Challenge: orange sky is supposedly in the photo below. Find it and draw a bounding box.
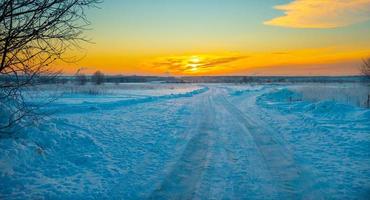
[58,0,370,76]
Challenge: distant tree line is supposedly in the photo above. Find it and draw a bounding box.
[2,74,368,86]
[73,72,181,85]
[76,70,105,85]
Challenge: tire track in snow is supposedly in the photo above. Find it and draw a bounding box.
[217,90,322,199]
[150,87,322,199]
[149,93,216,200]
[194,90,278,199]
[150,88,276,199]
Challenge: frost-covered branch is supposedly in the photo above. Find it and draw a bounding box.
[0,0,101,134]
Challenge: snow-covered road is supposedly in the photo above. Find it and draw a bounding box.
[151,88,320,199]
[1,84,369,199]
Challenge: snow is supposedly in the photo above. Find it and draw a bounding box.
[289,83,370,108]
[0,83,369,199]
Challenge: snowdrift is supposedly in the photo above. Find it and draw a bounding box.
[257,88,370,120]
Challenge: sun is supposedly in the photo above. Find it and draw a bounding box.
[189,56,201,64]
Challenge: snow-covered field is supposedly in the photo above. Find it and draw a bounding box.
[0,83,369,199]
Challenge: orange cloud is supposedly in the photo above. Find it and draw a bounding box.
[264,0,370,28]
[152,55,246,75]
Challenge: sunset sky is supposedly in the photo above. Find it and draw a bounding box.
[63,0,370,76]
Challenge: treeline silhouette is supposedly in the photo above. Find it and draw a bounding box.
[1,75,368,85]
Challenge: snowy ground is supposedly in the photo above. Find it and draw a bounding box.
[0,83,369,199]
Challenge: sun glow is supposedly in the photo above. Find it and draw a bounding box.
[189,56,201,64]
[189,64,199,71]
[187,56,202,72]
[151,54,246,75]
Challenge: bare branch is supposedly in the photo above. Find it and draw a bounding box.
[0,0,101,134]
[361,58,370,78]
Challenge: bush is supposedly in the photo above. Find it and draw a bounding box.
[91,71,105,85]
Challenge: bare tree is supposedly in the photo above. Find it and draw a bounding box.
[360,58,370,108]
[91,70,104,85]
[75,67,87,85]
[361,58,370,77]
[0,0,100,134]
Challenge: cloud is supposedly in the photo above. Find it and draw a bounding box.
[152,55,246,74]
[264,0,370,28]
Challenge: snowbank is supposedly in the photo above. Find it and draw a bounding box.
[290,83,370,108]
[38,86,208,115]
[228,85,267,96]
[257,88,369,120]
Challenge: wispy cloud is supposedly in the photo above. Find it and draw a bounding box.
[152,55,246,74]
[264,0,370,28]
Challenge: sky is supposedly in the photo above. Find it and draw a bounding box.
[62,0,370,76]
